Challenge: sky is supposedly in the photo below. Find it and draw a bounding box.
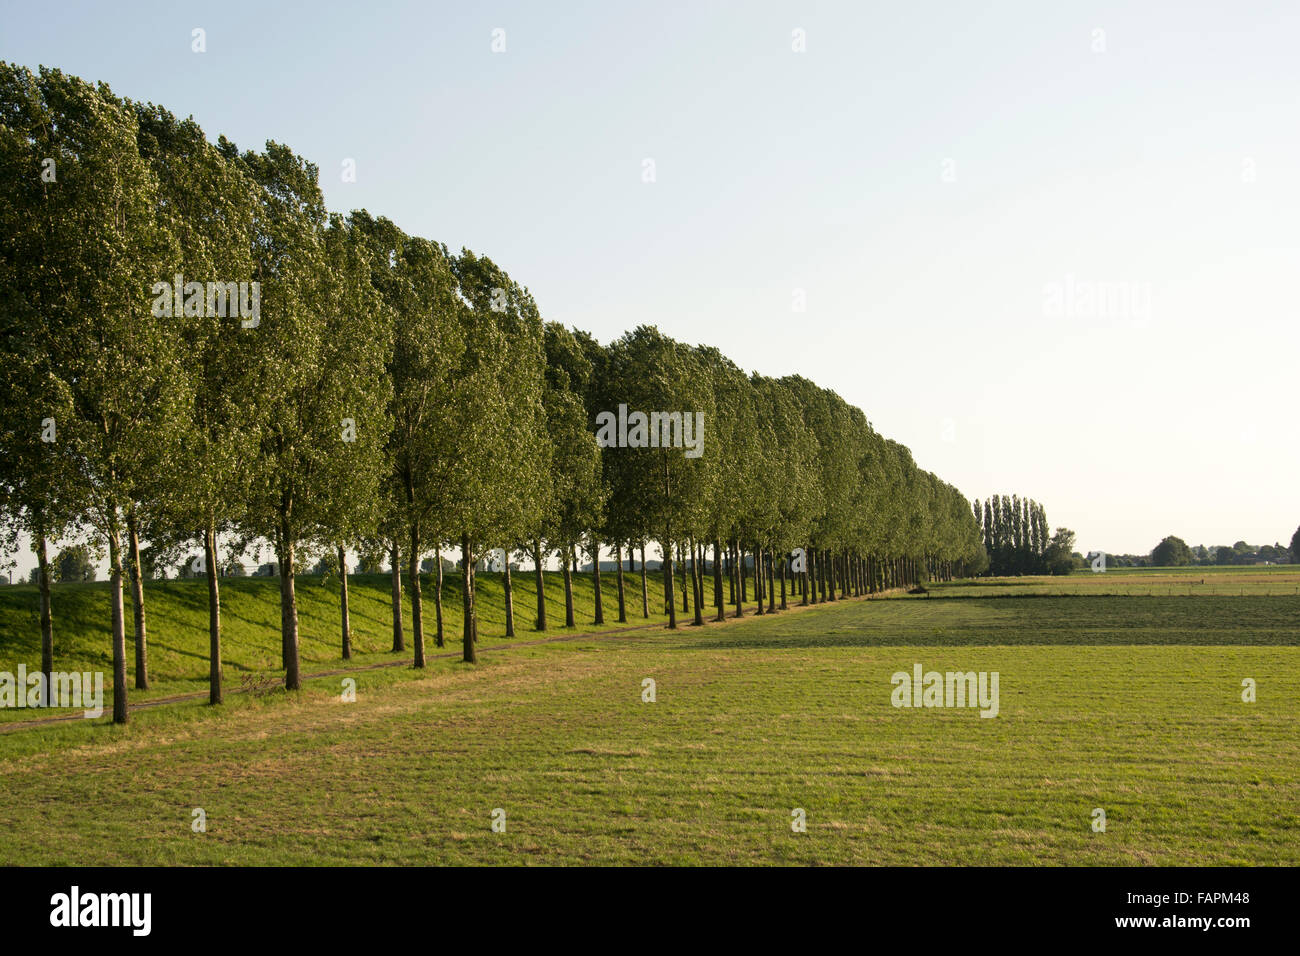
[2,0,1298,577]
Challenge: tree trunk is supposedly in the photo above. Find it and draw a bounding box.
[562,545,575,627]
[461,535,477,663]
[779,550,788,610]
[503,550,515,638]
[679,541,689,613]
[691,538,704,626]
[713,540,725,622]
[799,547,808,604]
[663,535,677,629]
[390,540,404,652]
[591,541,604,625]
[126,508,148,689]
[615,543,627,623]
[532,540,546,630]
[733,540,744,618]
[639,544,649,618]
[108,517,128,724]
[35,525,53,706]
[434,548,445,647]
[409,528,425,668]
[338,544,351,659]
[280,528,301,691]
[755,546,765,615]
[768,547,777,613]
[727,543,735,605]
[474,562,481,645]
[206,523,222,704]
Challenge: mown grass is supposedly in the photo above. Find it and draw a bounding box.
[953,564,1300,597]
[0,566,1296,865]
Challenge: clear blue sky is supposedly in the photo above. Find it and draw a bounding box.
[3,0,1298,572]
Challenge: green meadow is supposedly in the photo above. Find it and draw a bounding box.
[0,565,1296,865]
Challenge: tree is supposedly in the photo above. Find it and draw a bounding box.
[600,327,711,629]
[136,108,262,702]
[352,212,461,665]
[540,323,603,629]
[447,250,550,661]
[237,144,390,691]
[1151,535,1192,567]
[1291,526,1300,564]
[53,544,96,582]
[750,374,818,613]
[3,69,187,723]
[1044,528,1077,575]
[0,64,99,701]
[693,351,759,620]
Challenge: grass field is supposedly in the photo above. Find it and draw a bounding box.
[1,565,1297,865]
[0,569,671,717]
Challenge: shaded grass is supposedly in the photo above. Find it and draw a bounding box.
[0,569,673,716]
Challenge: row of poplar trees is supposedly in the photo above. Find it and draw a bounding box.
[0,65,986,724]
[973,495,1050,575]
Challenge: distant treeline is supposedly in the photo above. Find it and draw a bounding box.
[1131,535,1299,568]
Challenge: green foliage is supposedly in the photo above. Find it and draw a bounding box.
[974,494,1049,574]
[1151,535,1192,567]
[1044,528,1077,575]
[52,544,96,582]
[542,322,604,551]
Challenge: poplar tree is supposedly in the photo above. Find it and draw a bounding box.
[237,144,390,689]
[448,251,549,660]
[352,213,462,665]
[131,111,262,703]
[540,323,605,628]
[0,64,90,698]
[4,69,185,722]
[603,328,712,627]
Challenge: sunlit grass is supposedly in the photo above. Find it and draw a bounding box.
[1,567,1296,865]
